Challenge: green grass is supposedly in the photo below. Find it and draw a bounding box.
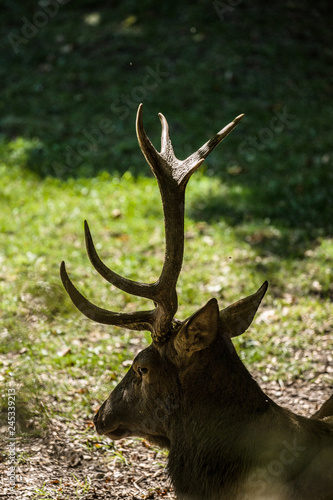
[0,0,332,436]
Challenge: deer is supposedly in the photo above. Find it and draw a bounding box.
[60,104,333,500]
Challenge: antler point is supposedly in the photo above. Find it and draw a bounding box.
[136,103,143,125]
[234,114,245,123]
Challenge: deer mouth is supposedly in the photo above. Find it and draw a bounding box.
[104,426,131,440]
[94,414,130,438]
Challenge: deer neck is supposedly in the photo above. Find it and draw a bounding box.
[177,335,270,415]
[167,341,284,498]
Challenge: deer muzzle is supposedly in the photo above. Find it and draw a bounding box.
[94,405,131,439]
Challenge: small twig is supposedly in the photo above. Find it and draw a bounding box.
[133,481,143,492]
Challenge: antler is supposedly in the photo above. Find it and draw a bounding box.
[60,104,244,341]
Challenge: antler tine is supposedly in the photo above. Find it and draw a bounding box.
[180,113,244,185]
[136,103,164,177]
[158,111,176,158]
[60,261,155,332]
[195,114,244,161]
[84,220,156,299]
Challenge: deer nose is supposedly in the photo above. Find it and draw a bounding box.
[93,410,99,425]
[93,400,107,432]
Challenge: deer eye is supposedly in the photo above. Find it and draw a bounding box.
[138,367,149,376]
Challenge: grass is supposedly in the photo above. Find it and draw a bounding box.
[0,0,332,438]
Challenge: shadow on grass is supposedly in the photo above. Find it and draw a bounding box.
[189,165,332,259]
[0,391,48,440]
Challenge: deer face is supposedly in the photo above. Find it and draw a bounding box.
[93,295,266,448]
[93,299,220,446]
[94,343,180,448]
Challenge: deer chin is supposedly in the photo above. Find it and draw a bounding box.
[103,426,170,449]
[103,426,131,440]
[144,434,171,449]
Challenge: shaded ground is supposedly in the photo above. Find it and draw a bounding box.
[1,376,332,500]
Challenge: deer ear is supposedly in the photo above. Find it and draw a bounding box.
[219,281,268,338]
[174,298,219,357]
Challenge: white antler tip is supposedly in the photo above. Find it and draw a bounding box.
[158,112,167,124]
[234,114,245,123]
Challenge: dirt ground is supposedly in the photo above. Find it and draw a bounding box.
[1,375,332,500]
